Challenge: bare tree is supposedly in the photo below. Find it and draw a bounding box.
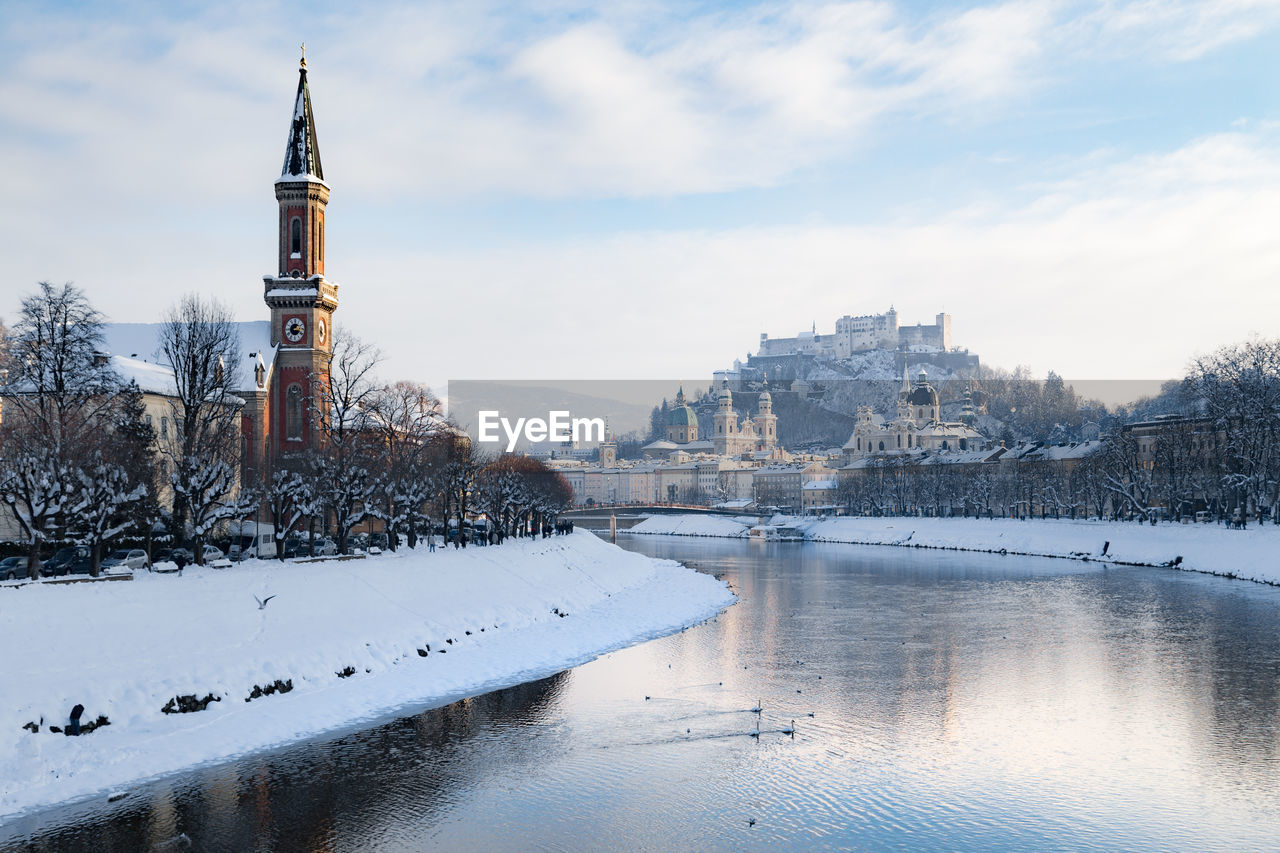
[367,381,443,551]
[2,282,120,457]
[311,331,383,554]
[0,282,122,576]
[68,457,146,575]
[158,294,243,563]
[1189,338,1280,523]
[265,468,310,560]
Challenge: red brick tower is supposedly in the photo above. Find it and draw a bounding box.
[264,50,338,455]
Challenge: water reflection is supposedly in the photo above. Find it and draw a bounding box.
[4,538,1280,852]
[1,676,568,853]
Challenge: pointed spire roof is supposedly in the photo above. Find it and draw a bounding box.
[280,50,324,184]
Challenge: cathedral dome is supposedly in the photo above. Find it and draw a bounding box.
[667,405,698,427]
[907,370,939,407]
[907,384,939,407]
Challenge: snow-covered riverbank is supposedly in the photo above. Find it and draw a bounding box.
[0,531,734,821]
[628,514,1280,585]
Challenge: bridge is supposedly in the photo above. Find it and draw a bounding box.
[561,504,763,530]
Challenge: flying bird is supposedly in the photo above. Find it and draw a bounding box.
[254,594,276,610]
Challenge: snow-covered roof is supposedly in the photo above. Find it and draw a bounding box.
[111,355,177,397]
[916,448,1002,466]
[1013,441,1106,462]
[100,321,276,395]
[803,480,838,490]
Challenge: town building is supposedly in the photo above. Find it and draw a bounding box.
[758,308,953,360]
[841,370,986,463]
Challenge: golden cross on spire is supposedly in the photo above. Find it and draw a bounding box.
[300,42,307,69]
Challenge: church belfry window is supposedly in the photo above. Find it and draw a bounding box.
[287,384,304,440]
[290,217,302,256]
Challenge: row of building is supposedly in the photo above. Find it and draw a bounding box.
[757,307,953,360]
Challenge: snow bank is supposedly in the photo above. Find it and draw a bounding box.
[0,531,733,820]
[628,514,1280,585]
[629,515,750,537]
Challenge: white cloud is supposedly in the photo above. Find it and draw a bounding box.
[331,128,1280,385]
[2,1,1280,395]
[1074,0,1280,61]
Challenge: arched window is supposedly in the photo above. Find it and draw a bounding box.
[960,439,968,450]
[290,218,302,256]
[318,220,323,261]
[878,441,885,451]
[287,384,303,440]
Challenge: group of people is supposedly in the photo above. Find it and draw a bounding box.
[439,518,574,550]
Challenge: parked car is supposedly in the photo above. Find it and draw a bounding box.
[280,536,338,557]
[44,546,82,575]
[55,547,94,576]
[0,556,29,580]
[101,549,150,571]
[43,546,94,576]
[153,547,193,566]
[201,544,225,562]
[369,532,388,550]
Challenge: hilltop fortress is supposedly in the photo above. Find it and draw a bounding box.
[758,307,952,360]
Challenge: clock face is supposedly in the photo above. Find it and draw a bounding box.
[317,319,327,345]
[284,317,306,343]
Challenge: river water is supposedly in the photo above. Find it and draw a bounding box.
[4,536,1280,852]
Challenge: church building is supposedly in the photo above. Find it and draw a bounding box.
[99,54,339,486]
[841,370,985,464]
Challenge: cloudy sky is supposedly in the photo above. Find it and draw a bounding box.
[2,0,1278,393]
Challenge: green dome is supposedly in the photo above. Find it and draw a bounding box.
[667,405,698,427]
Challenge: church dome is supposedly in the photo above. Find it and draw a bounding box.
[907,370,939,408]
[667,405,698,427]
[907,384,939,407]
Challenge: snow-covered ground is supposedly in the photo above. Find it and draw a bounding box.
[0,531,734,821]
[628,514,1280,585]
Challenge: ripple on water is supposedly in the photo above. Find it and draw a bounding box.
[6,538,1280,852]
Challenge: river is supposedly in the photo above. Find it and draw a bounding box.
[4,535,1280,851]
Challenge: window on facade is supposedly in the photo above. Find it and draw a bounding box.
[161,417,168,439]
[878,441,885,451]
[290,218,302,256]
[287,384,303,440]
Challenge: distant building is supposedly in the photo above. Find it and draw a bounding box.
[841,370,985,463]
[758,307,953,360]
[641,378,782,461]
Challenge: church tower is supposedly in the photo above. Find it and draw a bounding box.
[264,51,339,453]
[754,375,778,450]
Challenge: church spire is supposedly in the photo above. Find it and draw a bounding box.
[281,47,324,182]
